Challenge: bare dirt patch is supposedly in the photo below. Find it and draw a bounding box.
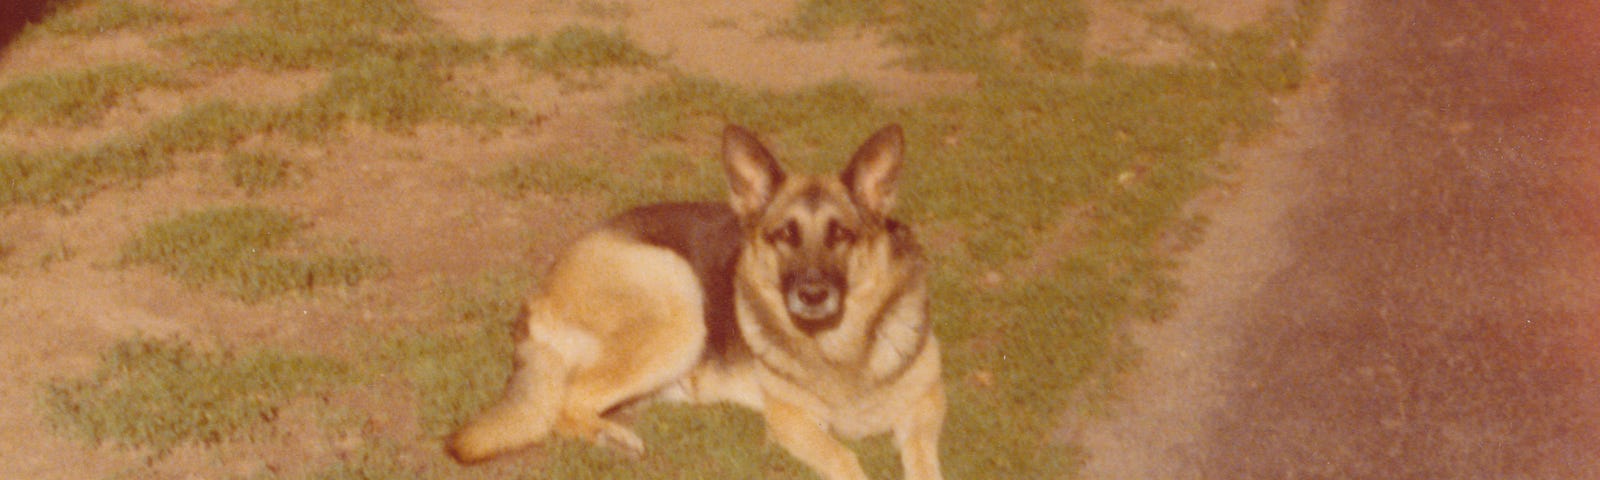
[419,0,551,38]
[621,0,968,92]
[0,31,167,82]
[1084,0,1290,64]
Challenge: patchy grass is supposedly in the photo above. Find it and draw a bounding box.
[993,0,1092,72]
[1,141,163,208]
[0,63,182,126]
[623,76,891,157]
[484,147,721,211]
[784,0,1088,72]
[172,0,434,70]
[286,56,517,134]
[531,405,822,479]
[888,0,1005,71]
[120,205,388,302]
[382,274,528,437]
[506,26,658,74]
[0,93,277,206]
[173,26,382,70]
[575,0,634,20]
[39,337,351,454]
[303,441,419,480]
[30,0,179,36]
[168,0,494,74]
[143,100,271,152]
[239,0,428,33]
[775,0,889,40]
[0,58,514,206]
[223,149,297,194]
[0,0,532,209]
[0,100,274,206]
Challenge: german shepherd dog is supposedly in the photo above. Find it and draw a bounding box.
[445,125,944,480]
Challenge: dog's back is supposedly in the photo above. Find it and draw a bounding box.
[603,203,747,361]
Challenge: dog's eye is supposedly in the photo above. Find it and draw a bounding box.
[766,222,800,247]
[825,221,856,247]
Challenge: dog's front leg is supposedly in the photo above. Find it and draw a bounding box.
[894,381,946,480]
[764,397,869,480]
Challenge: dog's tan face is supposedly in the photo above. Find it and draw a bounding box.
[759,180,859,329]
[723,125,904,333]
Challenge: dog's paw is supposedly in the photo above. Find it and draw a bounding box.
[594,424,645,458]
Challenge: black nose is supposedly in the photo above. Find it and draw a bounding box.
[797,284,832,306]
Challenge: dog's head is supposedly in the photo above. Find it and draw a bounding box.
[722,124,904,334]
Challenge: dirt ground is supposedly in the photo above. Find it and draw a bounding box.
[1083,0,1600,478]
[0,0,1290,478]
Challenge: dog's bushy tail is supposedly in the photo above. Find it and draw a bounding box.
[444,333,569,464]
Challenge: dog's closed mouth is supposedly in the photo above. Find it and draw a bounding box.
[785,281,845,336]
[786,285,841,322]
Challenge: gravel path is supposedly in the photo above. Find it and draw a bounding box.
[1084,1,1600,478]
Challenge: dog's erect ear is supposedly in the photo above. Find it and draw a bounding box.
[722,125,786,219]
[841,124,904,216]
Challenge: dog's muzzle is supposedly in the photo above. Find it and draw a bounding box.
[788,283,839,320]
[784,268,843,327]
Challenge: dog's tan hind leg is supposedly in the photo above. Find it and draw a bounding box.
[539,238,710,456]
[552,310,705,456]
[445,339,569,464]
